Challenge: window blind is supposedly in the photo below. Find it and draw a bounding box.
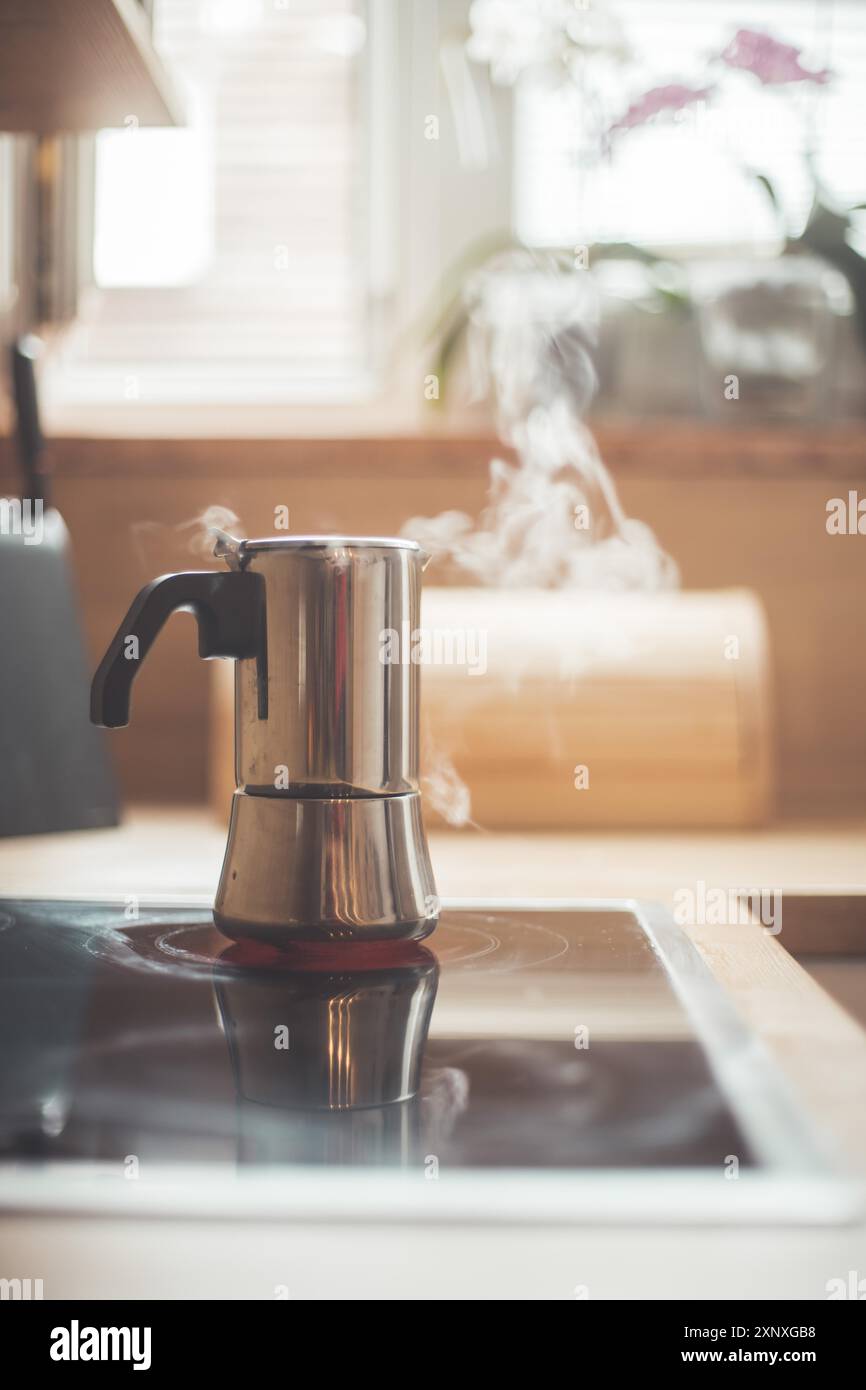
[67,0,368,402]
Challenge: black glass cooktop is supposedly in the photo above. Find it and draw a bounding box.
[0,898,769,1176]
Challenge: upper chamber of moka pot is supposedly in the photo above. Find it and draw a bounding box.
[216,533,428,801]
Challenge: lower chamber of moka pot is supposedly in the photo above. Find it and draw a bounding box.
[213,790,439,946]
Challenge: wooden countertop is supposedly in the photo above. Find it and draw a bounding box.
[3,806,866,1170]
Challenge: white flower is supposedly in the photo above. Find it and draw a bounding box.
[467,0,629,86]
[467,0,566,83]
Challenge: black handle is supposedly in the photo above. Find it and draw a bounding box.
[91,570,267,729]
[9,335,50,508]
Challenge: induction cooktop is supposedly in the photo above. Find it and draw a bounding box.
[0,897,855,1224]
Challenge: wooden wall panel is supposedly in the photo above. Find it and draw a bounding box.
[2,427,864,815]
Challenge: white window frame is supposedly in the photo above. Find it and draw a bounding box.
[41,0,513,433]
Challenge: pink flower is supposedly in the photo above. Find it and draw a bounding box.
[608,84,714,138]
[720,28,831,85]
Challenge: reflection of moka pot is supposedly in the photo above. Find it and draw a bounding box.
[213,943,439,1166]
[91,536,438,944]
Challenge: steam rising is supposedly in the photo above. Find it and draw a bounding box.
[406,251,679,826]
[420,734,479,830]
[130,505,245,571]
[178,505,245,559]
[405,252,678,591]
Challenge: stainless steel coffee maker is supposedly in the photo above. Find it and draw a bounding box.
[91,536,438,944]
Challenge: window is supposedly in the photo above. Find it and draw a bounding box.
[59,0,370,404]
[514,0,866,252]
